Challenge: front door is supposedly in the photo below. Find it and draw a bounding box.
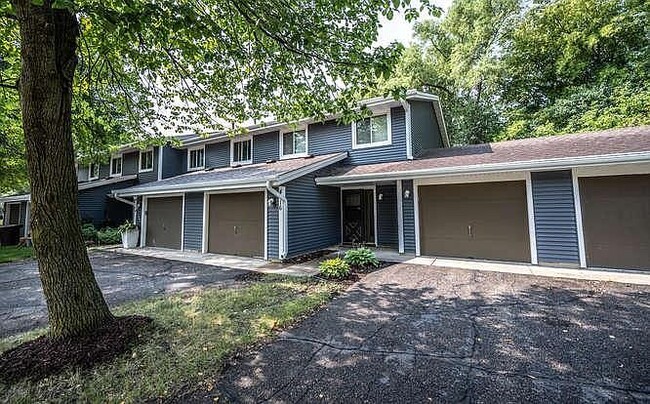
[342,189,375,245]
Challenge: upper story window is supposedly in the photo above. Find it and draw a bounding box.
[139,149,154,172]
[281,129,307,158]
[231,137,252,165]
[187,146,205,171]
[88,163,100,180]
[352,113,391,149]
[110,155,122,177]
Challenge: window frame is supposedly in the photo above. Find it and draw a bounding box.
[187,145,205,171]
[351,112,392,150]
[88,163,100,180]
[230,136,253,166]
[5,202,21,225]
[280,127,309,159]
[110,154,123,177]
[139,148,154,173]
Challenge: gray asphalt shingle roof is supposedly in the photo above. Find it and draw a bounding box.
[116,152,347,195]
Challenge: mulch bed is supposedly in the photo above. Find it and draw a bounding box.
[282,249,336,265]
[0,315,153,384]
[316,261,394,286]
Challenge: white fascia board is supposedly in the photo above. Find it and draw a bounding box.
[314,151,650,185]
[78,175,138,191]
[115,178,275,197]
[0,194,31,203]
[276,152,349,185]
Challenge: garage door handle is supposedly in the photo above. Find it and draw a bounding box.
[233,225,238,235]
[468,225,473,238]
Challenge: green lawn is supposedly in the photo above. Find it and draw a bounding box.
[0,275,340,403]
[0,246,34,264]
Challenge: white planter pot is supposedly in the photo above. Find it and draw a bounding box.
[121,228,140,249]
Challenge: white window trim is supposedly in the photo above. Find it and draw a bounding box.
[352,112,392,150]
[280,127,309,159]
[230,136,253,166]
[110,154,123,177]
[88,163,99,180]
[139,148,154,173]
[187,145,205,171]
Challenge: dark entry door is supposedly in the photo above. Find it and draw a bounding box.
[342,189,375,244]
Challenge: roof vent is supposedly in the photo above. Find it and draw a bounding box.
[231,164,242,168]
[266,159,277,164]
[304,154,315,159]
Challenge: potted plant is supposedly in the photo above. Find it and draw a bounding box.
[118,221,139,249]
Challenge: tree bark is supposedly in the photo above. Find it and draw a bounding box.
[15,1,114,338]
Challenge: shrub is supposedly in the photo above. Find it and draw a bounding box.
[118,220,138,234]
[81,223,97,243]
[344,247,379,269]
[318,258,350,279]
[97,227,121,245]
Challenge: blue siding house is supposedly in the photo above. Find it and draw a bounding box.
[2,91,649,271]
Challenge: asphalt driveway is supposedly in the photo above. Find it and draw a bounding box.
[215,264,650,403]
[0,250,246,337]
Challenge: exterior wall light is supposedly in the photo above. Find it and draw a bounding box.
[267,197,278,209]
[378,193,383,201]
[404,189,411,199]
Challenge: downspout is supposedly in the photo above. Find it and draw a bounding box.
[111,192,139,223]
[400,100,413,160]
[266,181,288,259]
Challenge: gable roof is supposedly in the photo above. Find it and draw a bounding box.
[115,152,348,197]
[316,126,650,185]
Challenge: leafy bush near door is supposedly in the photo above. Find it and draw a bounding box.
[96,227,121,245]
[318,258,351,279]
[81,223,98,243]
[343,247,379,270]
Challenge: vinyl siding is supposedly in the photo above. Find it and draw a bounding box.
[285,169,340,257]
[402,180,416,253]
[308,106,407,165]
[138,147,159,183]
[410,100,442,157]
[122,152,138,176]
[377,183,398,247]
[267,198,279,259]
[162,145,186,179]
[206,142,230,168]
[183,192,204,251]
[531,171,580,264]
[78,179,137,226]
[254,131,280,163]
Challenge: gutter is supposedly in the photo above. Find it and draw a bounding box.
[111,193,139,223]
[315,151,650,185]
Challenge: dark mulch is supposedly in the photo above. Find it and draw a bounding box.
[283,249,336,265]
[0,315,154,383]
[316,261,394,286]
[233,272,269,283]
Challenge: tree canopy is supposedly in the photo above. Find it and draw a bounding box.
[382,0,650,145]
[1,0,435,194]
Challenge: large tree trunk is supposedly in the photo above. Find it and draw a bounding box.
[15,1,114,338]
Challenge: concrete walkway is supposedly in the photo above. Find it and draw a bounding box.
[111,247,319,277]
[356,249,650,286]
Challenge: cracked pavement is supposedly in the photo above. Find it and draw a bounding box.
[0,251,247,337]
[209,264,650,403]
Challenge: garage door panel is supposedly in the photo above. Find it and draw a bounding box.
[580,175,649,270]
[419,181,530,262]
[146,197,182,249]
[208,192,264,257]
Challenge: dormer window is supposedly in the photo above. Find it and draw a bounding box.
[188,146,205,171]
[110,155,122,177]
[352,113,391,149]
[281,129,307,158]
[139,149,154,172]
[231,137,252,165]
[88,163,100,180]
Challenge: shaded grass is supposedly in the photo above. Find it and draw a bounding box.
[0,246,33,264]
[0,275,340,403]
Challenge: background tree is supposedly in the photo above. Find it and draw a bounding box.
[2,0,433,338]
[381,0,649,144]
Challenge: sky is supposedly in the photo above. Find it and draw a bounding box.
[375,0,453,47]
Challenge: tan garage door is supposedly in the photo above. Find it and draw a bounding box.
[145,196,183,249]
[419,181,530,262]
[580,174,650,270]
[208,192,264,257]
